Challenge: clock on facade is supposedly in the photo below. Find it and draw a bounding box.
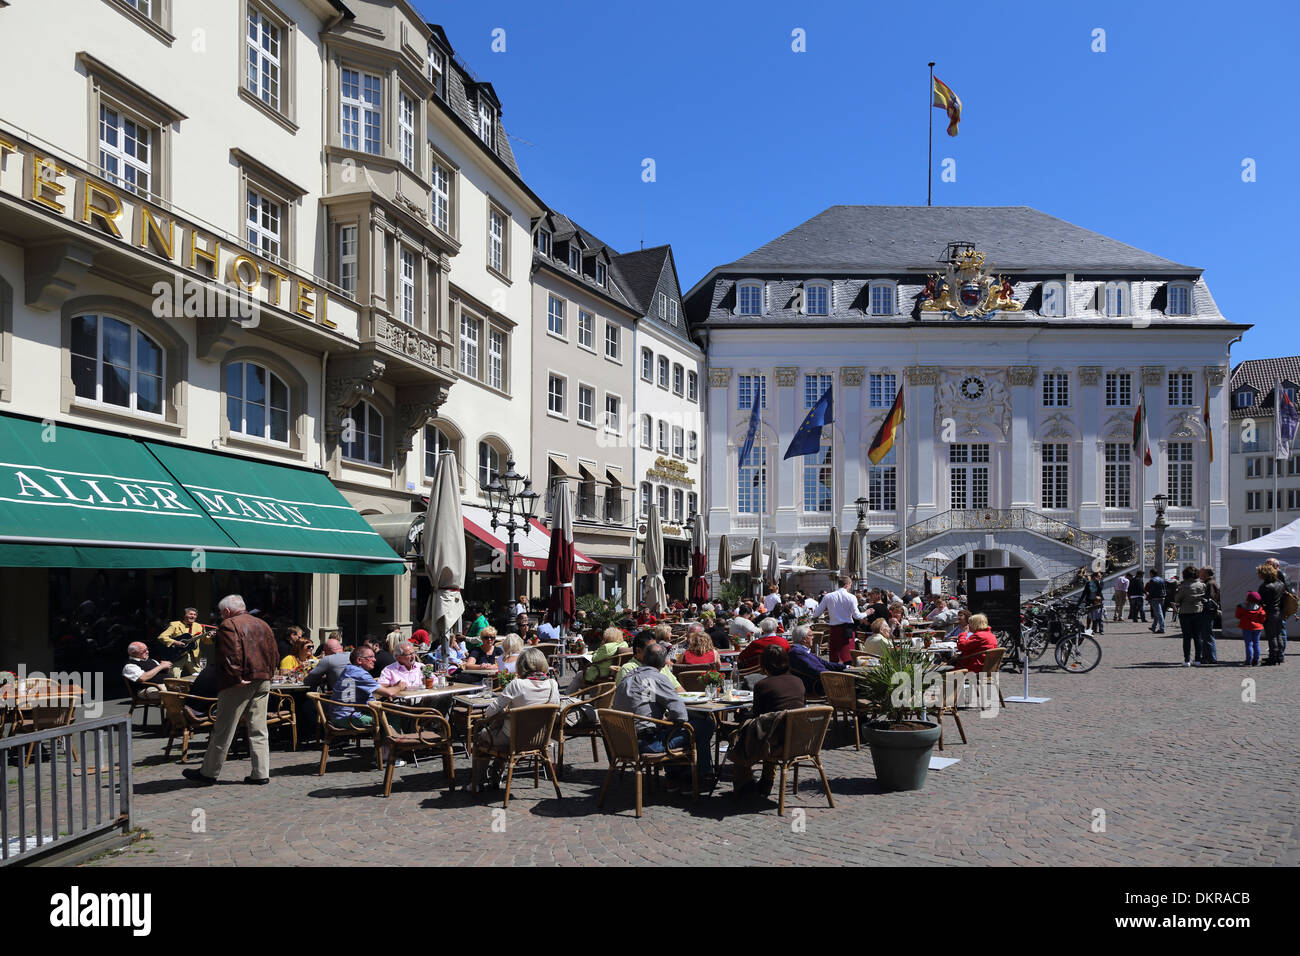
[960,376,985,400]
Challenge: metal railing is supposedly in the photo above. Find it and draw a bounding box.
[2,715,133,865]
[866,508,1110,569]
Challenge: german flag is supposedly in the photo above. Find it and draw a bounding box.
[932,76,962,137]
[868,387,904,465]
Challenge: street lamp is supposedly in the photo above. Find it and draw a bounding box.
[486,456,539,615]
[1152,493,1169,578]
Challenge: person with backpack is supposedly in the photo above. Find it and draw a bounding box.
[1145,568,1167,634]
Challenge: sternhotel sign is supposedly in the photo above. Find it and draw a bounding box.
[0,129,352,331]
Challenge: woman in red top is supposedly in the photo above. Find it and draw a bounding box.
[681,628,721,666]
[955,612,999,673]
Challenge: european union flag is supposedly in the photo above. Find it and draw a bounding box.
[784,384,834,460]
[738,388,761,475]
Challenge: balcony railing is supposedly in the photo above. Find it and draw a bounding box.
[867,508,1109,568]
[546,482,634,529]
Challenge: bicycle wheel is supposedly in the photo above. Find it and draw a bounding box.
[993,631,1020,671]
[1023,627,1050,661]
[1056,634,1102,673]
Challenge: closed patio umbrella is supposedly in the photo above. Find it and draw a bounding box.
[424,450,465,658]
[690,514,710,603]
[717,533,731,583]
[846,529,863,585]
[545,482,576,634]
[828,526,842,575]
[765,540,779,587]
[644,504,667,613]
[749,538,762,598]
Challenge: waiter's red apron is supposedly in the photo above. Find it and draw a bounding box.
[828,624,855,663]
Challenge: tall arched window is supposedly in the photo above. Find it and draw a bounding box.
[70,313,164,415]
[225,361,289,443]
[342,400,384,465]
[478,440,502,491]
[424,423,454,477]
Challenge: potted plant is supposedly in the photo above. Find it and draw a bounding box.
[421,663,436,689]
[701,667,725,699]
[576,594,622,638]
[854,643,942,792]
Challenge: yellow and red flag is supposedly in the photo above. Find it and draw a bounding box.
[932,76,962,136]
[868,387,904,465]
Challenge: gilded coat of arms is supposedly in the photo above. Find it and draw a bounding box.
[920,245,1022,318]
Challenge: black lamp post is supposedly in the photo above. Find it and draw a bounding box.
[485,456,539,615]
[1152,493,1169,576]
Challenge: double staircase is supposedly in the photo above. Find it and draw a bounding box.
[862,508,1139,597]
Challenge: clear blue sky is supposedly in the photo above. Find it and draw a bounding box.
[414,0,1295,362]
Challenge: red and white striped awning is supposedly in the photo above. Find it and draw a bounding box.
[462,504,600,574]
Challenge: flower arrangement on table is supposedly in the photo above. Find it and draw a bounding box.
[702,668,726,688]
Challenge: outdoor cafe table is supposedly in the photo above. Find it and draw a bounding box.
[684,695,752,765]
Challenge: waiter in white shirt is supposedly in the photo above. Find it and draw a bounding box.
[762,585,781,616]
[811,574,869,663]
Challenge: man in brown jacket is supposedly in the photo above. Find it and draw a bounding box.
[183,594,278,785]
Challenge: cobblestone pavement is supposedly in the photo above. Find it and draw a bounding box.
[88,622,1298,867]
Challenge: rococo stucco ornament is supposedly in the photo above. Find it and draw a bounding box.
[920,246,1023,318]
[934,367,1011,439]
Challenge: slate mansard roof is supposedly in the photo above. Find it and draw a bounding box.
[1229,358,1300,420]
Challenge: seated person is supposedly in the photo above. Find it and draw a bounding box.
[366,636,396,678]
[731,644,807,796]
[583,626,629,684]
[461,629,504,683]
[279,633,317,673]
[378,642,424,693]
[122,642,170,700]
[499,634,525,674]
[303,638,347,691]
[612,643,715,786]
[426,632,468,669]
[537,617,562,644]
[616,632,685,690]
[953,613,999,673]
[477,648,560,789]
[410,629,431,653]
[926,599,959,628]
[736,617,791,672]
[680,625,721,666]
[860,619,894,657]
[729,607,760,643]
[186,662,220,718]
[328,646,401,729]
[464,607,490,638]
[944,608,971,642]
[701,611,731,650]
[786,624,846,696]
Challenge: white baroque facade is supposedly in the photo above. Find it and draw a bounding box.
[686,206,1247,593]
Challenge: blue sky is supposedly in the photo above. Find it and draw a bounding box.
[415,0,1296,362]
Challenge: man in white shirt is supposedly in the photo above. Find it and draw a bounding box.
[926,599,959,628]
[811,575,869,663]
[762,586,781,616]
[803,594,819,614]
[537,618,562,643]
[729,607,760,641]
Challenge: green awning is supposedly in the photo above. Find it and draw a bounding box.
[0,414,406,574]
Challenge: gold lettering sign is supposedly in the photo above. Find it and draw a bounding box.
[264,266,289,308]
[188,230,221,277]
[228,255,260,292]
[138,206,175,258]
[31,154,67,213]
[81,181,124,239]
[295,280,316,320]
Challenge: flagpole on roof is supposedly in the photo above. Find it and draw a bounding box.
[900,374,909,592]
[927,62,935,208]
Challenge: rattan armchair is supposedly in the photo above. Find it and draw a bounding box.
[159,689,216,763]
[961,648,1005,709]
[927,668,968,750]
[266,688,298,751]
[762,706,835,816]
[126,677,161,729]
[471,703,561,808]
[596,708,697,818]
[553,682,615,778]
[306,691,382,775]
[818,671,874,751]
[373,703,455,797]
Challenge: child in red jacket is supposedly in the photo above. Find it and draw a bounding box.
[1234,591,1265,667]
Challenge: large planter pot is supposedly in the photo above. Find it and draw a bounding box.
[864,720,941,792]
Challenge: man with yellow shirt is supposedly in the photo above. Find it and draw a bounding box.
[157,607,208,677]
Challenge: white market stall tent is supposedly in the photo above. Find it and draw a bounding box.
[1219,520,1300,637]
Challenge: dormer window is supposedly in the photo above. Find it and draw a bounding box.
[737,280,763,316]
[1233,389,1256,409]
[595,262,607,287]
[1167,281,1193,316]
[427,42,445,99]
[868,280,896,316]
[1040,280,1065,317]
[477,97,496,148]
[568,244,581,272]
[1101,281,1129,317]
[804,281,830,316]
[535,228,551,257]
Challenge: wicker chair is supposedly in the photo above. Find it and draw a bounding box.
[553,682,615,778]
[962,649,1005,709]
[11,692,80,766]
[265,689,298,751]
[818,671,873,751]
[126,678,161,729]
[927,668,968,750]
[471,703,561,808]
[761,706,835,816]
[674,669,713,692]
[306,691,382,775]
[159,690,216,763]
[596,708,697,818]
[373,702,455,797]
